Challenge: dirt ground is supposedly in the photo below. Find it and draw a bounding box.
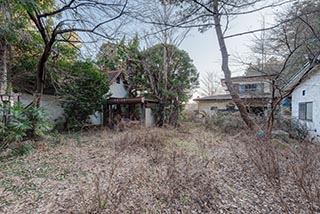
[0,123,317,213]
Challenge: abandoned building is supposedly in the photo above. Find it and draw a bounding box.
[194,74,276,115]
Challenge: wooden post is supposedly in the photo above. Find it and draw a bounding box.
[140,103,145,127]
[128,104,131,119]
[109,105,113,128]
[103,104,109,126]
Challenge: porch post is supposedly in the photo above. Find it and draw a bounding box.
[103,104,109,126]
[140,103,146,127]
[109,105,113,128]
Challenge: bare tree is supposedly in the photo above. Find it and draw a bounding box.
[19,0,128,106]
[243,1,320,134]
[0,39,7,95]
[199,71,221,97]
[148,0,320,132]
[176,0,294,130]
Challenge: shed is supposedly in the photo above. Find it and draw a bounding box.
[104,97,158,128]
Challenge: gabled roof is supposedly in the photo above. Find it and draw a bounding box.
[101,70,122,84]
[284,62,320,91]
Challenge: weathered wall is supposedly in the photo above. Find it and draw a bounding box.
[20,93,64,122]
[20,93,103,125]
[197,100,234,114]
[232,80,271,94]
[19,78,126,125]
[292,69,320,137]
[109,78,127,98]
[145,108,155,127]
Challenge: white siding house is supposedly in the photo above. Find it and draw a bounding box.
[291,67,320,137]
[107,71,127,98]
[91,70,127,125]
[194,74,274,115]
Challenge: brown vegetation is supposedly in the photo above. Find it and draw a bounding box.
[0,122,320,213]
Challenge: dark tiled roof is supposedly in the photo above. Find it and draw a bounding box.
[194,93,272,101]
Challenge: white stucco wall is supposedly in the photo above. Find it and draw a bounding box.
[292,69,320,137]
[20,93,104,125]
[89,112,103,125]
[145,108,155,127]
[20,93,64,122]
[109,78,127,98]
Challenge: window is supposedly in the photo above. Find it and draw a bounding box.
[116,76,121,84]
[210,106,217,111]
[239,83,264,93]
[302,90,306,96]
[244,84,257,91]
[299,102,313,121]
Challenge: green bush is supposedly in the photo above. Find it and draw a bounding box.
[60,61,110,129]
[0,104,51,151]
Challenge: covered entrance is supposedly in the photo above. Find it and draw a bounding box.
[103,97,159,128]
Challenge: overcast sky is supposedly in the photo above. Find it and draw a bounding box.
[179,6,279,98]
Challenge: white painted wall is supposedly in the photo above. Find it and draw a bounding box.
[109,78,127,98]
[19,78,127,125]
[292,69,320,137]
[20,93,64,122]
[197,101,235,114]
[264,82,271,93]
[232,80,272,93]
[20,93,104,125]
[145,108,155,127]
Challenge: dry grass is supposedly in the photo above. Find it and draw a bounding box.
[1,123,320,213]
[245,135,320,213]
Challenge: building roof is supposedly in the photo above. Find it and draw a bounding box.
[101,70,122,84]
[284,62,320,91]
[193,93,272,101]
[107,97,159,104]
[221,74,276,83]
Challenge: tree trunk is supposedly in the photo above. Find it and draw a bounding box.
[33,42,53,107]
[0,39,7,95]
[6,43,13,95]
[213,1,258,131]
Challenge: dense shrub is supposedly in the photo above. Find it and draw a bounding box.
[203,111,246,134]
[277,117,309,141]
[60,61,110,129]
[0,104,51,151]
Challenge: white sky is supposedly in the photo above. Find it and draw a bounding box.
[179,6,278,98]
[81,1,286,100]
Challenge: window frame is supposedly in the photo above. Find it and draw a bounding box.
[239,83,264,93]
[299,102,313,121]
[244,84,257,92]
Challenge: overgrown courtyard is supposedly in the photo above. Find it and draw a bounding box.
[1,122,319,213]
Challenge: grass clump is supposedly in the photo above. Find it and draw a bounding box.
[203,111,246,135]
